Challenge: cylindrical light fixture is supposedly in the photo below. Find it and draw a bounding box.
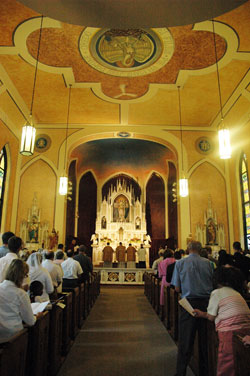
[218,127,231,159]
[212,19,231,160]
[177,86,189,198]
[19,16,44,156]
[59,85,72,196]
[20,124,36,156]
[179,177,189,197]
[59,176,68,196]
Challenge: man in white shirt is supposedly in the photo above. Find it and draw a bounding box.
[152,248,164,275]
[42,251,63,291]
[61,249,83,288]
[0,236,22,282]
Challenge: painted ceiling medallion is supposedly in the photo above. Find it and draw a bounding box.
[80,28,174,77]
[34,134,51,153]
[195,137,213,154]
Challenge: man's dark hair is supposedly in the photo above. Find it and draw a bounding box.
[213,266,245,294]
[164,249,173,259]
[45,251,54,260]
[174,251,182,260]
[8,236,22,253]
[79,245,87,253]
[55,250,64,260]
[107,242,110,245]
[58,244,64,250]
[66,249,74,258]
[2,232,15,245]
[233,241,242,251]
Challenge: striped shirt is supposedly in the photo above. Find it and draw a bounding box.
[207,286,250,332]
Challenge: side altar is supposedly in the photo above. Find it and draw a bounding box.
[91,179,151,267]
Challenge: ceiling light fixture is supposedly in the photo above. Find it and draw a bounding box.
[178,86,189,197]
[20,16,44,156]
[59,84,72,196]
[212,19,231,159]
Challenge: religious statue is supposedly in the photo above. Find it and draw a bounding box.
[91,233,98,245]
[101,216,107,229]
[144,234,151,245]
[206,219,217,245]
[135,217,141,230]
[49,228,58,250]
[113,195,129,222]
[28,216,39,243]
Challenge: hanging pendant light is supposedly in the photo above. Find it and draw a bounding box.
[178,86,189,197]
[212,19,231,159]
[59,85,72,196]
[20,16,44,156]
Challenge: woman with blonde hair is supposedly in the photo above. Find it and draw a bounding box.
[0,259,37,340]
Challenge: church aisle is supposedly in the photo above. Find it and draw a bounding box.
[58,286,194,376]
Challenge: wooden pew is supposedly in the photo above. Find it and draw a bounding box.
[48,302,64,376]
[154,277,161,315]
[59,292,73,355]
[207,321,218,376]
[26,311,50,376]
[168,288,179,341]
[163,286,171,328]
[0,329,28,376]
[233,329,250,376]
[78,283,85,327]
[63,286,80,339]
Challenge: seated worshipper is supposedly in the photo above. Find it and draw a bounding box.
[0,236,22,283]
[171,240,213,376]
[0,231,15,258]
[138,244,146,268]
[158,249,175,306]
[166,250,181,284]
[102,243,114,268]
[61,249,83,288]
[74,245,93,282]
[116,242,126,268]
[0,259,39,340]
[29,280,44,303]
[152,248,164,276]
[42,250,63,293]
[27,252,54,301]
[194,266,250,376]
[126,244,136,268]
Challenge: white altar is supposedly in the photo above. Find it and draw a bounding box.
[95,267,146,285]
[91,179,151,267]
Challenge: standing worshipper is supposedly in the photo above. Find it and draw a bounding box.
[74,245,93,282]
[158,249,175,306]
[42,250,63,293]
[151,248,164,276]
[171,241,213,376]
[0,231,15,258]
[61,249,83,287]
[137,244,146,268]
[116,242,126,268]
[0,236,22,282]
[102,242,114,268]
[126,243,136,268]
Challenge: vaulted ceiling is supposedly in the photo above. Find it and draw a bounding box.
[0,0,249,141]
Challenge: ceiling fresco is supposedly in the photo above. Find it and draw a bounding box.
[0,0,249,137]
[71,139,175,180]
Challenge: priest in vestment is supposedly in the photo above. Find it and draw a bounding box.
[116,242,126,268]
[126,244,136,268]
[102,243,114,267]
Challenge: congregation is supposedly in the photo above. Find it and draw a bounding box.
[0,231,93,341]
[151,240,250,376]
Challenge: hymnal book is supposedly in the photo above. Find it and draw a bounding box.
[31,301,50,315]
[178,298,195,316]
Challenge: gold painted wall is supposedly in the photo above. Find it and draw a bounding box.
[16,159,57,236]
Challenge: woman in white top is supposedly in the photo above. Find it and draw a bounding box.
[27,253,54,301]
[0,259,36,340]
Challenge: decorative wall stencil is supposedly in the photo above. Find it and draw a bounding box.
[34,134,51,152]
[80,28,174,77]
[195,137,213,154]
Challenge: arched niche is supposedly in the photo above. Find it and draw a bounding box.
[17,159,57,236]
[189,161,228,249]
[146,173,165,239]
[102,174,141,201]
[77,171,97,247]
[66,160,77,241]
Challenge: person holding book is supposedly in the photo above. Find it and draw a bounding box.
[171,240,213,376]
[194,266,250,376]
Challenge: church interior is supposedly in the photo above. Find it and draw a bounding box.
[0,0,250,375]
